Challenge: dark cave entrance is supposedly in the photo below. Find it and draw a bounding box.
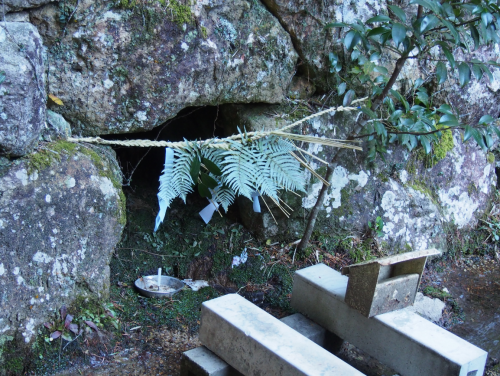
[103,105,243,231]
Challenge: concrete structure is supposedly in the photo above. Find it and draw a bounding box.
[292,264,488,376]
[182,313,343,375]
[181,346,243,376]
[199,294,365,376]
[343,249,440,317]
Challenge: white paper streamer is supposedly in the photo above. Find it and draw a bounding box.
[199,201,220,224]
[251,191,261,213]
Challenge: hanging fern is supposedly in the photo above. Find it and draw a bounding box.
[154,132,310,230]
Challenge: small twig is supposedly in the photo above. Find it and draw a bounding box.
[116,247,184,257]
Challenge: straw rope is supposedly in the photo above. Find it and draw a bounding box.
[66,98,367,149]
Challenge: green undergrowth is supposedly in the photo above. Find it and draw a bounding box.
[111,183,298,331]
[22,296,122,375]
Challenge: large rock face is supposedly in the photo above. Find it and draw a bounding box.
[32,0,297,136]
[231,106,496,252]
[262,0,387,90]
[0,142,125,349]
[3,0,56,13]
[0,22,46,157]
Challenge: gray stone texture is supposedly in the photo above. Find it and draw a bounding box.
[0,22,46,157]
[33,0,298,136]
[262,0,388,91]
[0,143,125,348]
[42,110,72,141]
[3,0,56,13]
[292,264,488,376]
[235,107,497,252]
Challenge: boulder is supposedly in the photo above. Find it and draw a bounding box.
[228,106,496,252]
[262,0,387,91]
[0,22,46,157]
[42,110,72,141]
[3,0,56,13]
[0,141,125,354]
[33,0,298,136]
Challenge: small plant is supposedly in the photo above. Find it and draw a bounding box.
[44,305,83,342]
[44,303,118,344]
[368,216,385,237]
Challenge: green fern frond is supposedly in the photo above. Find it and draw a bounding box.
[173,145,196,202]
[221,140,261,200]
[257,136,305,192]
[213,185,236,212]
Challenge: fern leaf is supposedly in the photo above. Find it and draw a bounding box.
[213,185,236,212]
[220,141,260,200]
[257,136,305,192]
[172,141,199,202]
[155,148,177,231]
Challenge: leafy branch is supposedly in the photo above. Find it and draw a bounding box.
[297,0,500,253]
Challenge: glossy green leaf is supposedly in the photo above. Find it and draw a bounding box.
[441,19,460,44]
[373,65,388,74]
[366,15,391,23]
[471,64,483,81]
[201,157,222,176]
[344,30,361,50]
[437,104,453,115]
[336,82,346,96]
[438,114,459,126]
[464,125,474,142]
[458,62,471,87]
[374,121,387,137]
[392,23,406,47]
[198,183,212,199]
[472,129,487,149]
[436,62,447,84]
[470,25,480,50]
[438,44,455,69]
[420,135,432,154]
[190,157,201,183]
[492,125,500,139]
[325,22,348,28]
[388,5,406,23]
[481,11,493,27]
[343,89,356,106]
[420,15,439,33]
[361,106,377,118]
[410,0,436,13]
[200,172,218,189]
[416,91,429,106]
[479,115,495,124]
[367,27,389,37]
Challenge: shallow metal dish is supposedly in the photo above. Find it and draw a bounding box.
[134,275,184,298]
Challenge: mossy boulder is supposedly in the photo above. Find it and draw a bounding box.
[0,141,125,369]
[32,0,297,136]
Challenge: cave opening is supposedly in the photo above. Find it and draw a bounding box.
[104,105,244,232]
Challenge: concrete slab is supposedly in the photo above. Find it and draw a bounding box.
[199,294,365,376]
[292,264,488,376]
[180,346,243,376]
[343,249,439,317]
[182,313,344,375]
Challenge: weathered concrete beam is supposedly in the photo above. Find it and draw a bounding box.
[291,264,488,376]
[181,312,344,376]
[199,294,365,376]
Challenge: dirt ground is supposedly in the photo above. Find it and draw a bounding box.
[43,253,500,376]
